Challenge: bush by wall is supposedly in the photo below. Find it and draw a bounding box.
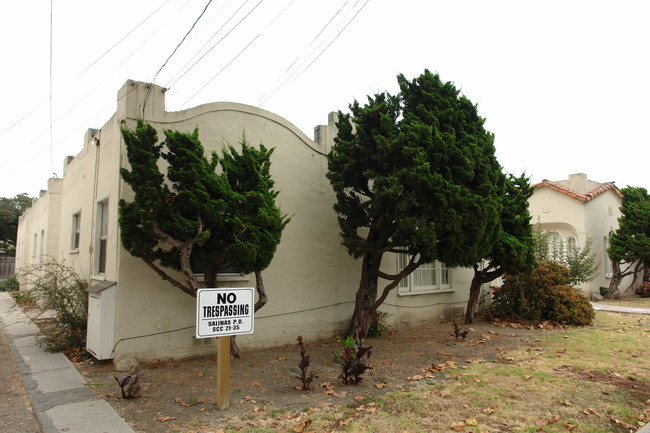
[492,261,594,326]
[17,257,88,352]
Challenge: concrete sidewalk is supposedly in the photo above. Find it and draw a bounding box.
[591,302,650,315]
[0,292,134,433]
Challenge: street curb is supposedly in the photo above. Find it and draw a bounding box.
[0,292,135,433]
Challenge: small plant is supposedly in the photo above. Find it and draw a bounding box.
[336,312,372,385]
[452,318,469,341]
[634,281,650,298]
[0,275,19,291]
[599,286,608,296]
[10,290,34,306]
[294,335,316,390]
[368,311,390,337]
[115,366,144,399]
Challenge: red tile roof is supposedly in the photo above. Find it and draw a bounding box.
[532,179,622,202]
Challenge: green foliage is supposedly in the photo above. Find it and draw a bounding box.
[327,70,503,329]
[0,275,19,291]
[0,193,33,256]
[492,261,594,326]
[17,257,88,352]
[634,281,650,298]
[367,311,390,337]
[335,335,373,385]
[465,173,536,323]
[533,228,598,286]
[119,121,288,295]
[609,187,650,268]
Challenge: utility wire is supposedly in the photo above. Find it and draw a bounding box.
[49,0,54,176]
[166,0,263,91]
[142,0,215,115]
[256,0,350,105]
[258,0,370,107]
[0,0,176,138]
[181,0,296,107]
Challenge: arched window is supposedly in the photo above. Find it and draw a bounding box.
[566,236,577,254]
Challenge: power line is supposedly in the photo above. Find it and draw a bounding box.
[0,0,176,138]
[142,0,215,116]
[166,0,264,91]
[181,0,296,107]
[256,0,350,106]
[258,0,370,107]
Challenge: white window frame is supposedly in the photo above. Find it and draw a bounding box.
[71,211,81,252]
[397,252,452,296]
[95,199,109,275]
[566,236,577,254]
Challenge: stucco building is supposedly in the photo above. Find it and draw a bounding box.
[16,80,478,368]
[528,173,636,296]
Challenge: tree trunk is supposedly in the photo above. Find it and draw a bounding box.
[465,273,482,325]
[230,270,268,360]
[606,260,622,299]
[347,254,380,336]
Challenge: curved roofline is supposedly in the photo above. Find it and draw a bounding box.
[159,101,326,156]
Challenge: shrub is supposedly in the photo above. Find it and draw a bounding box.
[0,275,20,291]
[635,281,650,298]
[336,312,372,385]
[492,261,594,326]
[17,257,88,352]
[368,311,390,337]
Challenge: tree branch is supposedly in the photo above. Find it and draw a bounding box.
[141,256,195,297]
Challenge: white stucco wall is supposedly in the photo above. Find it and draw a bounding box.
[529,175,635,295]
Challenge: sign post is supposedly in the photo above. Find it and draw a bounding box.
[196,288,254,410]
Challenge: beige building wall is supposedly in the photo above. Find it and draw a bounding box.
[17,80,477,368]
[528,173,634,295]
[16,178,63,273]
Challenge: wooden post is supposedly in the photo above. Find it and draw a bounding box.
[216,336,230,409]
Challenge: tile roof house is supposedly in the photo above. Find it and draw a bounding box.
[528,173,636,295]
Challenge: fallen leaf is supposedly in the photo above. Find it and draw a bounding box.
[407,375,424,381]
[278,356,287,361]
[196,372,205,377]
[583,408,597,415]
[561,399,572,406]
[556,349,567,354]
[374,383,387,389]
[157,416,176,423]
[450,421,466,431]
[482,407,495,414]
[197,407,206,412]
[465,417,478,426]
[524,375,532,380]
[565,422,577,431]
[611,417,636,430]
[472,377,481,383]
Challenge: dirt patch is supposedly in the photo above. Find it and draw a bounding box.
[75,320,537,432]
[553,365,650,400]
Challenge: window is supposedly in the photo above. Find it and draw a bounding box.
[39,230,44,260]
[32,233,37,257]
[96,200,109,274]
[566,236,577,254]
[397,252,451,294]
[71,212,81,251]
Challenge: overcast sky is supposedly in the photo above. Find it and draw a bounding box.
[1,0,648,199]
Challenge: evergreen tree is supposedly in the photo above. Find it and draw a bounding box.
[465,173,535,324]
[0,193,33,256]
[607,186,650,297]
[328,70,503,333]
[119,121,288,304]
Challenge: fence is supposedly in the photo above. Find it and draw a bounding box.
[0,257,15,279]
